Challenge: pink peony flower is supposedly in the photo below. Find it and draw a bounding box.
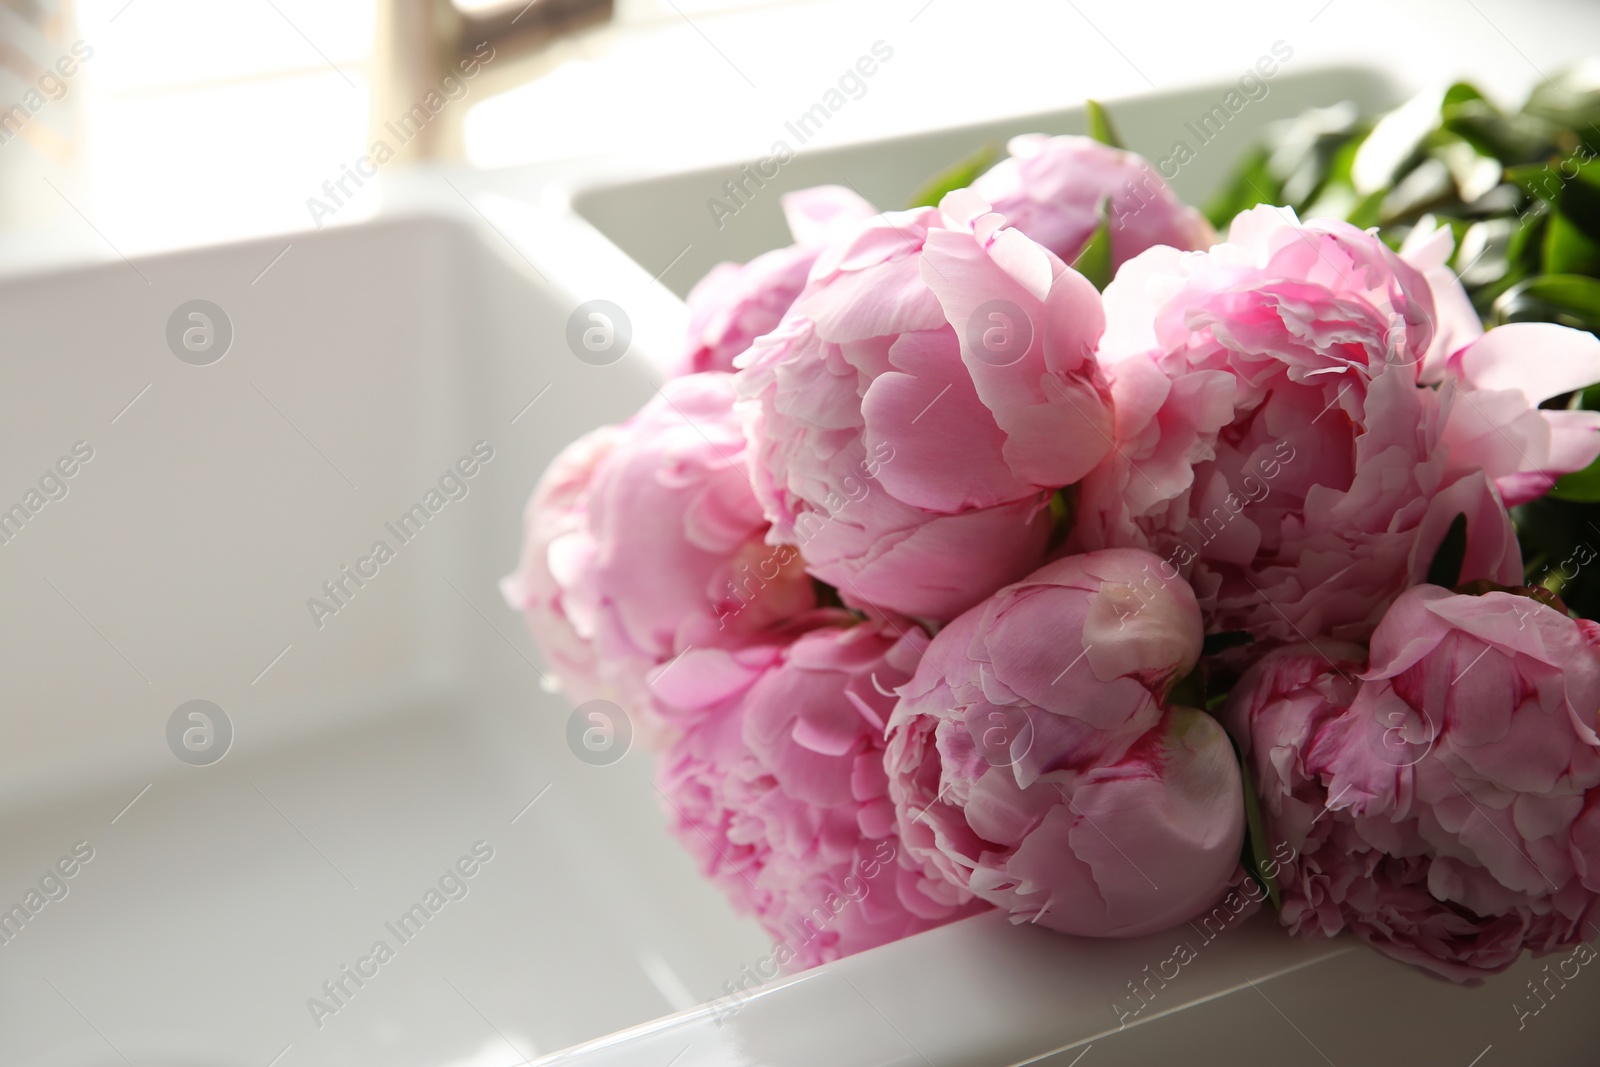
[972,133,1216,266]
[1397,217,1485,382]
[500,424,621,708]
[1227,586,1600,981]
[1441,322,1600,506]
[736,189,1112,620]
[885,549,1245,937]
[674,186,878,376]
[1406,203,1600,506]
[501,372,820,727]
[1075,205,1540,645]
[657,620,986,969]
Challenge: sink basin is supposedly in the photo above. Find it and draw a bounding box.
[0,209,758,1067]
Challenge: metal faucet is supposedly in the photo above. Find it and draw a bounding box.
[370,0,613,162]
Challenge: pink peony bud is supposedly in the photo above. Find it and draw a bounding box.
[736,191,1113,620]
[1227,586,1600,981]
[971,133,1216,267]
[657,621,986,969]
[885,549,1245,937]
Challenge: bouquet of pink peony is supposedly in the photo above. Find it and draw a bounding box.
[504,108,1600,983]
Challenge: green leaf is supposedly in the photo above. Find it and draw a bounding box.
[1345,187,1388,229]
[1513,494,1600,620]
[1550,457,1600,502]
[1237,753,1282,912]
[1048,488,1071,525]
[1201,630,1255,657]
[1504,204,1549,279]
[904,143,998,210]
[1085,99,1124,149]
[1427,512,1469,588]
[1493,273,1600,332]
[1071,206,1114,291]
[1507,161,1562,203]
[1442,81,1488,110]
[1557,165,1600,243]
[1524,63,1600,131]
[1203,146,1280,229]
[1320,128,1368,193]
[1167,665,1206,710]
[1045,487,1076,552]
[1545,211,1600,275]
[1442,82,1548,162]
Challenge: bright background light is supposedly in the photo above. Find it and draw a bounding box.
[9,0,377,252]
[3,0,1599,257]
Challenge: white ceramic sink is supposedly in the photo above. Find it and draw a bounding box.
[0,208,756,1067]
[0,60,1593,1067]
